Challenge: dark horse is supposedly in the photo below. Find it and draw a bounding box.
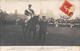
[26,15,39,40]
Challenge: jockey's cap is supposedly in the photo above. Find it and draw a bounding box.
[28,4,32,6]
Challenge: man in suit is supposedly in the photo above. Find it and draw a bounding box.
[38,16,48,41]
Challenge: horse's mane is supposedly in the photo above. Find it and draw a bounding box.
[27,16,39,25]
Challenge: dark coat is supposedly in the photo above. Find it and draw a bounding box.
[39,20,48,33]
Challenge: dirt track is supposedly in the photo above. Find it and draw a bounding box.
[0,25,80,46]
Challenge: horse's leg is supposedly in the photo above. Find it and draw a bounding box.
[22,25,26,43]
[28,29,31,40]
[38,31,43,40]
[25,26,27,32]
[22,25,25,33]
[33,29,36,40]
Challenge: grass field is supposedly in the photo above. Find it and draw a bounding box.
[0,25,80,46]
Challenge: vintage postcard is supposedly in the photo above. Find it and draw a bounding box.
[0,0,80,51]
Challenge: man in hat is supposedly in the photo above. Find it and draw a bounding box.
[38,16,48,41]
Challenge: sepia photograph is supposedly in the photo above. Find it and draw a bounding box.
[0,0,80,51]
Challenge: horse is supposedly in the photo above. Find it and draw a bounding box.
[26,15,39,40]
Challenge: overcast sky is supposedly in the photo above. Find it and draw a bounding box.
[0,0,80,19]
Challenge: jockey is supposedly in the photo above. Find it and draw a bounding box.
[24,4,35,25]
[25,4,35,21]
